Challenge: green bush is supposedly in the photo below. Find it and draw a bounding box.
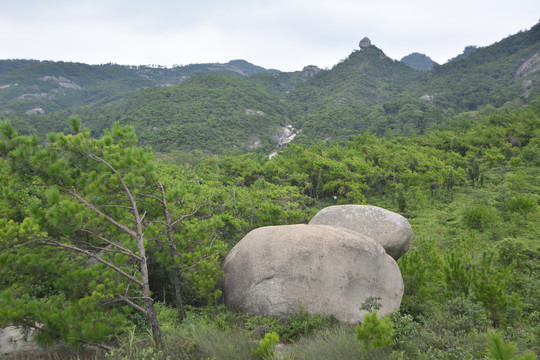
[464,203,494,231]
[278,307,339,343]
[356,311,394,350]
[505,193,538,220]
[283,325,375,360]
[486,330,516,360]
[246,307,338,343]
[252,331,280,359]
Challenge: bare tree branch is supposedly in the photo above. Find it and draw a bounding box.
[80,228,141,261]
[114,293,148,316]
[65,188,137,239]
[170,204,204,227]
[0,240,40,255]
[82,152,143,237]
[38,237,143,288]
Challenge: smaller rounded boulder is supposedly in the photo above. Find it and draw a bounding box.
[309,205,412,260]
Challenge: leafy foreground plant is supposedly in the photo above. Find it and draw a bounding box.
[355,311,394,350]
[252,331,279,359]
[486,330,537,360]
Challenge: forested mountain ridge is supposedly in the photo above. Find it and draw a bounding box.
[89,76,290,153]
[290,45,423,106]
[7,75,292,154]
[0,59,277,115]
[289,22,540,143]
[1,22,539,155]
[426,23,540,110]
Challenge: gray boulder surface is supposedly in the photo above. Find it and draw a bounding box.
[359,37,372,48]
[222,224,403,323]
[309,205,412,260]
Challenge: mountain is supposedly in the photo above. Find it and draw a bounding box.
[0,59,277,115]
[286,23,540,142]
[2,22,539,154]
[0,61,153,115]
[22,75,290,154]
[400,52,436,71]
[291,46,422,107]
[427,22,540,110]
[284,45,427,143]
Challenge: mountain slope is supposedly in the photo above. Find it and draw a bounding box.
[27,75,291,154]
[2,22,539,154]
[285,23,539,143]
[284,45,427,143]
[427,22,540,109]
[291,46,424,107]
[0,59,278,115]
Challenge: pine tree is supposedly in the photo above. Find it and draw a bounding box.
[0,120,163,346]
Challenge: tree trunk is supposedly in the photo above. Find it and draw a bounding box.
[158,180,187,323]
[172,265,186,321]
[145,295,163,347]
[391,169,396,206]
[137,234,163,347]
[376,182,383,201]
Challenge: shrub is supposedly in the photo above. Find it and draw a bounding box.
[464,203,493,231]
[355,311,394,350]
[278,306,339,343]
[252,331,280,359]
[505,193,538,220]
[486,330,516,360]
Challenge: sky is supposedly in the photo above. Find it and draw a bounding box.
[0,0,538,72]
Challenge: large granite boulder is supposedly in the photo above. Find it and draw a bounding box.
[309,205,412,260]
[222,224,403,323]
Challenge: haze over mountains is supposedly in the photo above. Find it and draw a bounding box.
[1,22,538,154]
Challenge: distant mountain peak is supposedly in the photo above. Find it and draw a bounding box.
[400,52,436,71]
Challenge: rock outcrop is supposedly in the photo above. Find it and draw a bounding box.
[359,37,372,49]
[39,75,81,89]
[514,51,539,98]
[309,205,412,260]
[25,107,45,115]
[301,65,322,78]
[222,224,404,323]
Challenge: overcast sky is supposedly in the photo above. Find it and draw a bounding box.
[1,0,538,72]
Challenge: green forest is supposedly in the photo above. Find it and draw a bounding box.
[0,22,539,360]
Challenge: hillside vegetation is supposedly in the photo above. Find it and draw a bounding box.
[2,23,538,155]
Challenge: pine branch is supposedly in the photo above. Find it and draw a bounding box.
[114,293,148,316]
[0,240,39,255]
[65,188,137,239]
[80,228,142,261]
[82,152,144,237]
[170,204,204,227]
[38,237,143,288]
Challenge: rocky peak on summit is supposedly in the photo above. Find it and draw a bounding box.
[359,37,372,49]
